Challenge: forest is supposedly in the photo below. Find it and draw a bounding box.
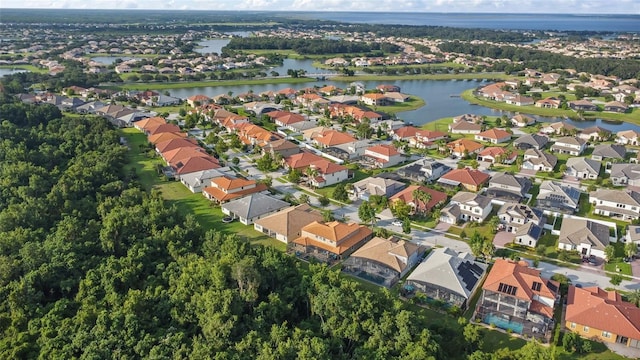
[223,37,401,56]
[0,95,556,359]
[438,41,640,79]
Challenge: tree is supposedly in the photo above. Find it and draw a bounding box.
[489,216,501,234]
[318,195,330,207]
[626,289,640,307]
[402,218,411,234]
[298,194,310,204]
[625,241,637,258]
[287,168,302,183]
[231,157,240,166]
[321,209,335,222]
[358,201,377,228]
[356,118,373,139]
[610,274,623,289]
[391,200,412,220]
[332,183,349,202]
[605,244,616,262]
[412,188,432,215]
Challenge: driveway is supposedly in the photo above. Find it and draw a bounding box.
[631,257,640,277]
[493,231,515,248]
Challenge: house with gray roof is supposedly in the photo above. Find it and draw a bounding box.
[513,134,549,150]
[514,222,544,248]
[550,136,587,156]
[397,158,452,183]
[624,225,640,248]
[522,148,557,172]
[591,144,626,163]
[497,203,544,234]
[486,172,532,203]
[558,218,612,259]
[536,181,581,214]
[405,247,487,309]
[610,163,640,186]
[590,189,640,222]
[180,168,230,193]
[440,192,492,224]
[564,157,601,180]
[221,193,291,225]
[350,176,406,201]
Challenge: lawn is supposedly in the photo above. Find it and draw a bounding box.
[604,262,632,276]
[120,128,284,250]
[376,95,426,115]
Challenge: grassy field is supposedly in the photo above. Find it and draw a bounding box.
[0,64,49,74]
[376,95,426,114]
[119,128,285,250]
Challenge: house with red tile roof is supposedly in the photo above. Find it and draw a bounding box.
[283,152,326,171]
[174,156,220,176]
[376,84,400,93]
[535,97,561,109]
[410,130,448,149]
[477,147,517,164]
[155,138,199,154]
[565,286,640,349]
[438,168,490,192]
[163,147,218,168]
[146,123,182,137]
[475,128,512,144]
[187,94,211,107]
[363,144,404,168]
[291,221,374,262]
[389,185,447,215]
[391,126,420,141]
[268,111,305,127]
[133,116,166,132]
[360,93,389,106]
[311,129,357,148]
[148,132,187,145]
[203,175,269,203]
[447,139,485,158]
[475,259,559,339]
[283,152,349,188]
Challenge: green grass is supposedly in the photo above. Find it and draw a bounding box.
[375,95,426,114]
[0,64,49,74]
[604,262,632,276]
[119,128,283,250]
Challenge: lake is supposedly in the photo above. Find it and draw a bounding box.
[195,39,231,55]
[90,56,135,65]
[0,68,28,77]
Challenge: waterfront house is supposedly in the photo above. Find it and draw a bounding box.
[513,134,549,150]
[550,136,586,156]
[510,114,536,127]
[475,128,512,144]
[447,138,484,158]
[616,130,640,146]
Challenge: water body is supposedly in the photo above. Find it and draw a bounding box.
[298,12,640,33]
[195,39,231,55]
[90,56,135,65]
[165,77,640,132]
[0,68,28,77]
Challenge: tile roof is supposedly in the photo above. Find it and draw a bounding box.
[389,185,448,212]
[148,131,187,145]
[146,123,182,136]
[163,147,211,166]
[350,236,421,273]
[393,126,420,138]
[134,116,166,130]
[477,128,511,140]
[253,204,324,240]
[293,221,373,255]
[566,286,640,340]
[366,144,400,157]
[174,156,220,175]
[155,138,199,153]
[447,139,484,154]
[313,130,356,146]
[440,168,490,187]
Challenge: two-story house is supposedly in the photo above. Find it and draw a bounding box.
[438,168,491,192]
[363,144,404,168]
[522,148,557,172]
[550,136,587,156]
[390,185,448,215]
[486,172,532,204]
[397,159,452,183]
[616,130,640,146]
[447,139,484,158]
[590,189,640,222]
[475,259,559,339]
[439,192,492,224]
[536,181,581,214]
[291,221,374,262]
[350,176,406,201]
[203,175,269,203]
[497,203,544,233]
[409,130,448,149]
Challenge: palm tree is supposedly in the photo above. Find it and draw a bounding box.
[412,188,432,215]
[305,166,318,187]
[627,289,640,307]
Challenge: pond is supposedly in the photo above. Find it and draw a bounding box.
[90,56,136,65]
[194,39,231,55]
[0,68,28,77]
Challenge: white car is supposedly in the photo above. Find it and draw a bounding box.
[391,220,403,226]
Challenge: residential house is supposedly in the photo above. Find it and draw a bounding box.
[350,176,406,201]
[363,144,404,168]
[610,163,640,186]
[536,181,581,214]
[439,192,492,224]
[514,222,545,248]
[505,94,534,106]
[475,259,559,338]
[449,121,483,134]
[406,247,487,309]
[385,92,411,103]
[540,121,577,135]
[558,218,611,259]
[360,93,389,106]
[187,94,210,107]
[261,139,301,159]
[147,123,182,137]
[203,175,268,203]
[590,189,640,222]
[173,156,221,177]
[579,126,611,142]
[564,157,601,180]
[475,128,512,144]
[133,116,166,132]
[592,144,626,163]
[510,114,536,127]
[438,168,491,192]
[447,139,484,158]
[409,130,448,149]
[389,185,448,215]
[155,137,199,154]
[148,132,187,145]
[568,99,598,112]
[535,97,562,109]
[306,160,349,188]
[625,225,640,248]
[616,130,640,146]
[477,147,517,164]
[283,152,326,171]
[397,159,452,183]
[391,126,420,141]
[376,84,400,93]
[565,286,640,349]
[311,129,357,148]
[513,134,549,150]
[291,221,374,262]
[343,237,422,287]
[221,193,291,225]
[486,172,532,203]
[550,136,587,156]
[604,101,629,113]
[179,168,229,193]
[326,139,371,160]
[522,149,557,172]
[253,204,324,244]
[497,203,544,234]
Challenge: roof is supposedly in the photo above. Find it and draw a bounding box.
[393,126,420,138]
[133,116,166,130]
[450,121,483,131]
[440,168,490,188]
[477,128,511,140]
[524,148,557,168]
[389,185,448,212]
[211,175,256,191]
[514,134,549,148]
[147,123,182,136]
[253,204,324,240]
[366,144,400,157]
[352,176,406,197]
[554,136,586,147]
[155,138,199,153]
[566,157,601,174]
[312,129,356,146]
[285,152,325,170]
[263,139,300,152]
[293,221,373,255]
[559,218,610,251]
[350,237,421,273]
[490,172,532,192]
[592,144,626,159]
[148,132,187,145]
[483,259,558,317]
[447,139,484,154]
[203,182,268,203]
[590,189,640,208]
[174,156,220,175]
[407,247,487,299]
[566,286,640,340]
[221,193,291,220]
[163,147,211,166]
[450,191,491,209]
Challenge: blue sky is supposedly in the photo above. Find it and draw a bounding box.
[1,0,639,13]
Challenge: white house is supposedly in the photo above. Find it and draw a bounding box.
[550,136,587,156]
[590,189,640,222]
[564,157,601,180]
[363,144,404,168]
[440,192,492,224]
[558,218,612,259]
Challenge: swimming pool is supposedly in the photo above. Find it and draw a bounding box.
[484,314,524,334]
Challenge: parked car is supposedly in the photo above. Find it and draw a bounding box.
[391,219,403,227]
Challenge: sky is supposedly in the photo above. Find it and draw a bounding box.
[1,0,639,13]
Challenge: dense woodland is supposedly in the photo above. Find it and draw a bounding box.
[224,37,401,55]
[438,41,640,79]
[0,95,556,359]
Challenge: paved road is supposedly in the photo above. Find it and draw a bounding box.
[535,260,640,292]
